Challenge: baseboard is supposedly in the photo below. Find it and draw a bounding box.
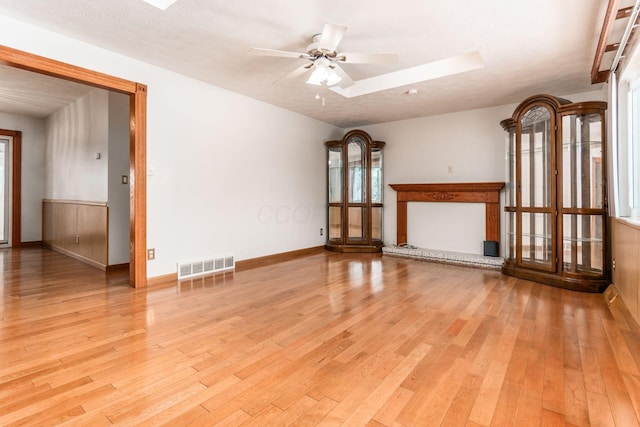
[20,241,43,247]
[603,284,620,305]
[235,246,324,271]
[106,263,129,273]
[147,273,178,288]
[43,243,107,271]
[604,284,640,334]
[145,246,325,286]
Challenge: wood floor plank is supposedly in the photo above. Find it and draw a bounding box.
[138,375,241,426]
[1,247,640,425]
[341,342,430,425]
[514,390,542,426]
[267,394,318,425]
[586,390,616,427]
[413,356,472,426]
[540,408,565,426]
[563,367,590,426]
[602,318,640,376]
[579,345,608,395]
[316,374,381,425]
[489,381,521,426]
[467,359,508,426]
[623,373,640,424]
[439,373,483,427]
[372,386,414,426]
[292,396,338,426]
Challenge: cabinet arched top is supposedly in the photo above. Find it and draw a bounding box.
[500,94,607,130]
[325,129,386,149]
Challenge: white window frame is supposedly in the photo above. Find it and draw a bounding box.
[618,39,640,221]
[631,80,640,217]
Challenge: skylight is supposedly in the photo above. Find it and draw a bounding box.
[142,0,179,10]
[330,51,484,98]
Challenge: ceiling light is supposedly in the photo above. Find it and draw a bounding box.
[306,58,342,86]
[306,65,328,86]
[142,0,179,10]
[407,89,418,95]
[326,68,342,86]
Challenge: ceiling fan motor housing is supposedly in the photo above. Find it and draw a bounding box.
[306,34,340,61]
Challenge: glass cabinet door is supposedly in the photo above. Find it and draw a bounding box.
[328,147,342,204]
[560,113,605,274]
[518,105,555,271]
[347,137,366,242]
[371,148,383,204]
[505,127,516,261]
[348,137,366,204]
[371,147,383,242]
[328,146,342,241]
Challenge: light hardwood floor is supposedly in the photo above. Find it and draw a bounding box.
[1,246,640,426]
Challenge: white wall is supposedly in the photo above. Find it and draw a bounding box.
[358,89,607,255]
[108,91,130,265]
[45,88,133,265]
[45,89,109,201]
[0,13,342,278]
[0,112,45,243]
[0,13,608,273]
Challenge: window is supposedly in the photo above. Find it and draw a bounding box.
[630,79,640,217]
[617,38,640,220]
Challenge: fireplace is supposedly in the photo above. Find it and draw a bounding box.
[389,182,505,254]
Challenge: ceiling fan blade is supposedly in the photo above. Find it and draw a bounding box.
[274,64,313,84]
[331,64,355,88]
[248,47,306,59]
[318,23,347,52]
[339,52,398,64]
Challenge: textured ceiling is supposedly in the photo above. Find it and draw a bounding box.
[0,0,613,127]
[0,65,95,118]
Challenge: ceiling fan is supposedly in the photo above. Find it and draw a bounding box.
[248,23,398,88]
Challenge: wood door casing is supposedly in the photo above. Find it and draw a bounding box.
[0,45,147,287]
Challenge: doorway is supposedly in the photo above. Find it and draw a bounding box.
[0,129,21,249]
[0,45,147,287]
[0,135,10,245]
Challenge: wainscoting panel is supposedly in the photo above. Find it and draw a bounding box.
[612,218,640,325]
[42,199,108,269]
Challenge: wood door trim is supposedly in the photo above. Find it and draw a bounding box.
[0,129,21,247]
[0,45,137,93]
[0,44,147,287]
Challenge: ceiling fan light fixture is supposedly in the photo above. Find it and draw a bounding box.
[306,60,342,86]
[306,65,327,85]
[326,67,342,86]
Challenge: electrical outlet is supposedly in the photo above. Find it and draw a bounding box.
[320,228,324,236]
[447,165,453,173]
[147,248,155,260]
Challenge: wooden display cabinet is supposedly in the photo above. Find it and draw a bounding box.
[501,94,609,292]
[325,130,385,252]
